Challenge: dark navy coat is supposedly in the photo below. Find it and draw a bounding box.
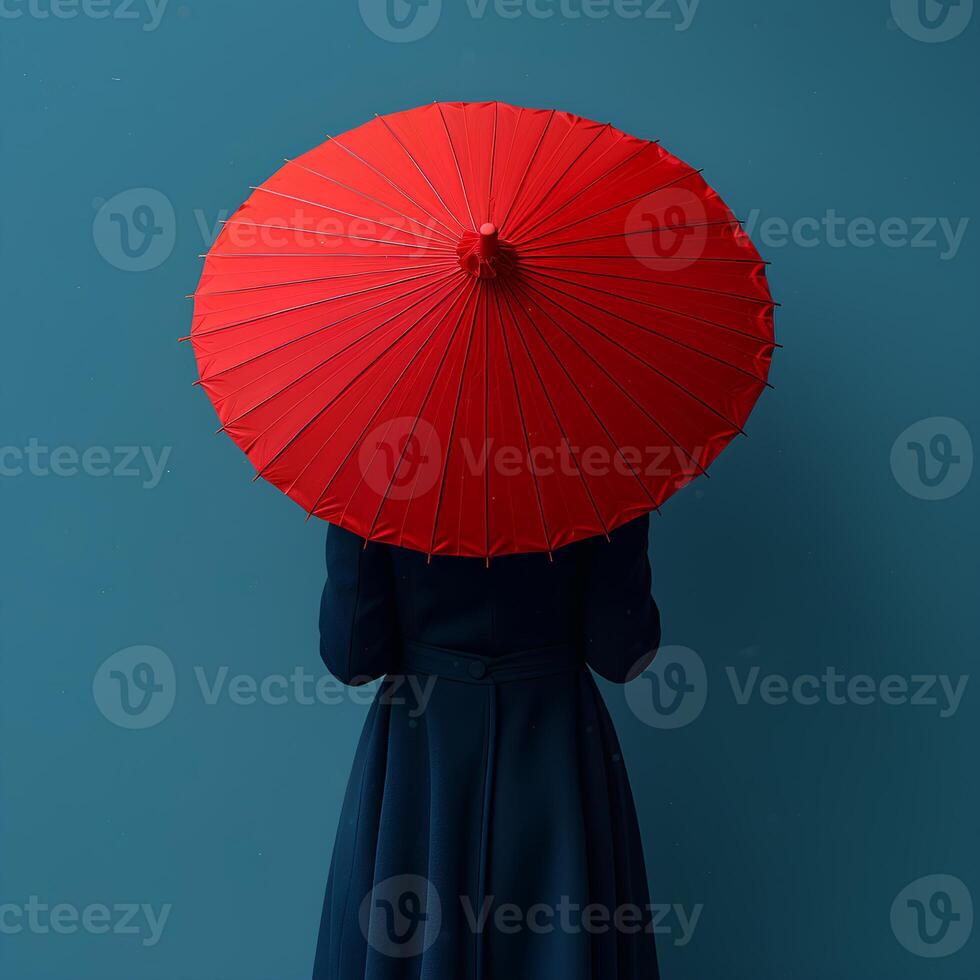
[314,515,662,980]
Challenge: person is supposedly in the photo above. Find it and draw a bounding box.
[313,514,662,980]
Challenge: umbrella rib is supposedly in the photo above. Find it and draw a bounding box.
[507,277,713,481]
[521,260,777,310]
[506,279,684,496]
[197,270,458,383]
[221,307,407,433]
[501,120,579,236]
[512,139,653,243]
[222,219,454,252]
[425,284,483,557]
[487,102,498,224]
[319,283,475,523]
[326,133,464,240]
[216,275,461,432]
[491,288,554,556]
[200,251,460,260]
[505,123,609,241]
[191,265,454,341]
[518,253,768,265]
[248,279,466,483]
[195,262,453,300]
[363,283,480,544]
[515,276,747,436]
[290,160,457,244]
[523,266,777,346]
[374,114,469,234]
[248,186,460,247]
[497,109,556,236]
[495,106,526,228]
[520,217,742,252]
[187,265,454,340]
[516,167,704,250]
[496,282,611,536]
[291,284,473,506]
[523,267,774,379]
[435,103,477,230]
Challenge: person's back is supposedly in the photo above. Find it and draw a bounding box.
[314,515,663,980]
[320,513,660,682]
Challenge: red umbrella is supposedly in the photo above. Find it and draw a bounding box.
[186,101,776,558]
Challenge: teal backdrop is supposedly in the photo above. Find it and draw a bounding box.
[1,1,977,977]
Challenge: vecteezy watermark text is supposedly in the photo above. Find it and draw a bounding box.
[359,421,705,502]
[94,645,438,730]
[626,648,969,729]
[891,417,973,501]
[360,875,702,959]
[460,896,701,944]
[0,0,170,31]
[726,666,968,719]
[194,667,436,716]
[742,210,969,260]
[892,874,974,958]
[0,440,171,489]
[461,0,700,29]
[0,897,171,948]
[357,0,700,43]
[890,0,974,43]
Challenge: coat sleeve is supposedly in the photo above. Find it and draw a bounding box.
[583,513,662,684]
[318,523,400,686]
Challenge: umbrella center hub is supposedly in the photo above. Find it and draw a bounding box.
[457,223,513,280]
[477,222,499,259]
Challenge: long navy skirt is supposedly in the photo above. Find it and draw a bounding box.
[313,642,659,980]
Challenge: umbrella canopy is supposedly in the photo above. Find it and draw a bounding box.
[187,101,776,558]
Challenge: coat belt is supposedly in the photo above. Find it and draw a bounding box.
[400,640,582,685]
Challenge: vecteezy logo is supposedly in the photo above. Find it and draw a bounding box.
[93,645,176,729]
[359,0,442,42]
[891,0,973,42]
[359,417,442,502]
[624,645,707,729]
[891,874,973,957]
[625,187,709,273]
[890,417,973,500]
[359,875,441,958]
[92,189,176,272]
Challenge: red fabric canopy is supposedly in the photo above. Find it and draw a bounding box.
[188,101,776,557]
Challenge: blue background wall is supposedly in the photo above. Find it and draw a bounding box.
[1,1,977,977]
